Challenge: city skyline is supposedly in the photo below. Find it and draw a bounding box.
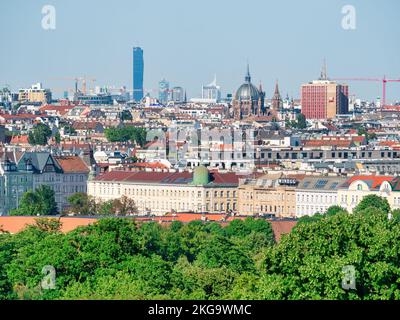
[0,0,399,102]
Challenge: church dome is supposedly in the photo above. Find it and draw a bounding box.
[234,64,260,101]
[235,82,260,101]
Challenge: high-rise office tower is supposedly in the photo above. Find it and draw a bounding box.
[158,79,169,104]
[169,86,184,103]
[301,63,349,119]
[132,47,144,102]
[202,75,221,102]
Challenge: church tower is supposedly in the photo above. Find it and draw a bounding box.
[271,80,282,112]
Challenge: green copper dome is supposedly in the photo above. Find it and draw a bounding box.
[192,165,210,185]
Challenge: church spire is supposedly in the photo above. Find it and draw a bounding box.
[319,58,328,80]
[245,62,251,83]
[274,79,280,95]
[271,79,282,112]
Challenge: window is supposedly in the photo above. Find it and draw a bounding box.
[315,180,328,188]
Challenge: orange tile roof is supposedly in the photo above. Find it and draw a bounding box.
[0,216,297,242]
[303,139,352,148]
[54,156,90,173]
[344,175,395,189]
[0,217,96,234]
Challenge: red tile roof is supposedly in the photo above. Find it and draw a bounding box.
[54,156,90,173]
[269,220,297,242]
[94,170,242,185]
[39,105,75,115]
[303,139,353,148]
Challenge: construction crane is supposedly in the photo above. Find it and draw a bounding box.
[332,76,400,110]
[81,76,96,95]
[49,76,96,95]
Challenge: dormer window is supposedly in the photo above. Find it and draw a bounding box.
[357,184,363,191]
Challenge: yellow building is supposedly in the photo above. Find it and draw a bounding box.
[18,83,51,104]
[337,175,400,213]
[87,166,240,216]
[237,173,303,218]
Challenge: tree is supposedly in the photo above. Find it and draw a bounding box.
[104,126,146,146]
[67,193,96,215]
[97,200,115,216]
[54,132,61,144]
[28,123,52,146]
[296,113,307,129]
[113,196,138,216]
[33,218,62,233]
[286,114,307,129]
[262,207,400,300]
[10,185,58,216]
[120,110,133,121]
[354,195,391,214]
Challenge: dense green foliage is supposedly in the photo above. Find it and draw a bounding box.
[10,185,58,216]
[104,126,146,146]
[2,195,400,300]
[0,218,274,300]
[28,123,52,146]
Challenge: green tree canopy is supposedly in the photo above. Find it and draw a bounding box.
[354,195,391,214]
[10,185,58,216]
[104,126,146,146]
[28,123,52,146]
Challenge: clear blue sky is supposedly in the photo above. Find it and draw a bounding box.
[1,0,399,102]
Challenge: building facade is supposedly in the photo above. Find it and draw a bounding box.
[18,83,52,104]
[337,175,400,213]
[295,176,346,217]
[237,173,302,218]
[158,79,169,104]
[88,166,239,216]
[0,152,89,215]
[202,75,221,102]
[301,80,348,119]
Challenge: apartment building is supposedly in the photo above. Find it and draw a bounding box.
[87,166,240,215]
[0,152,89,215]
[337,175,400,213]
[237,173,304,218]
[296,176,347,217]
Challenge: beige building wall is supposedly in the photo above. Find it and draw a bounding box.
[326,83,338,119]
[237,175,297,217]
[87,180,238,215]
[337,180,400,213]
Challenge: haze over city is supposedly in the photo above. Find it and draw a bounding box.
[1,0,399,101]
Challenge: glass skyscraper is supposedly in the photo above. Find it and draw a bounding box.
[132,47,144,102]
[158,78,169,104]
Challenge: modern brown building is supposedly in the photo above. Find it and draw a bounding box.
[301,78,348,120]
